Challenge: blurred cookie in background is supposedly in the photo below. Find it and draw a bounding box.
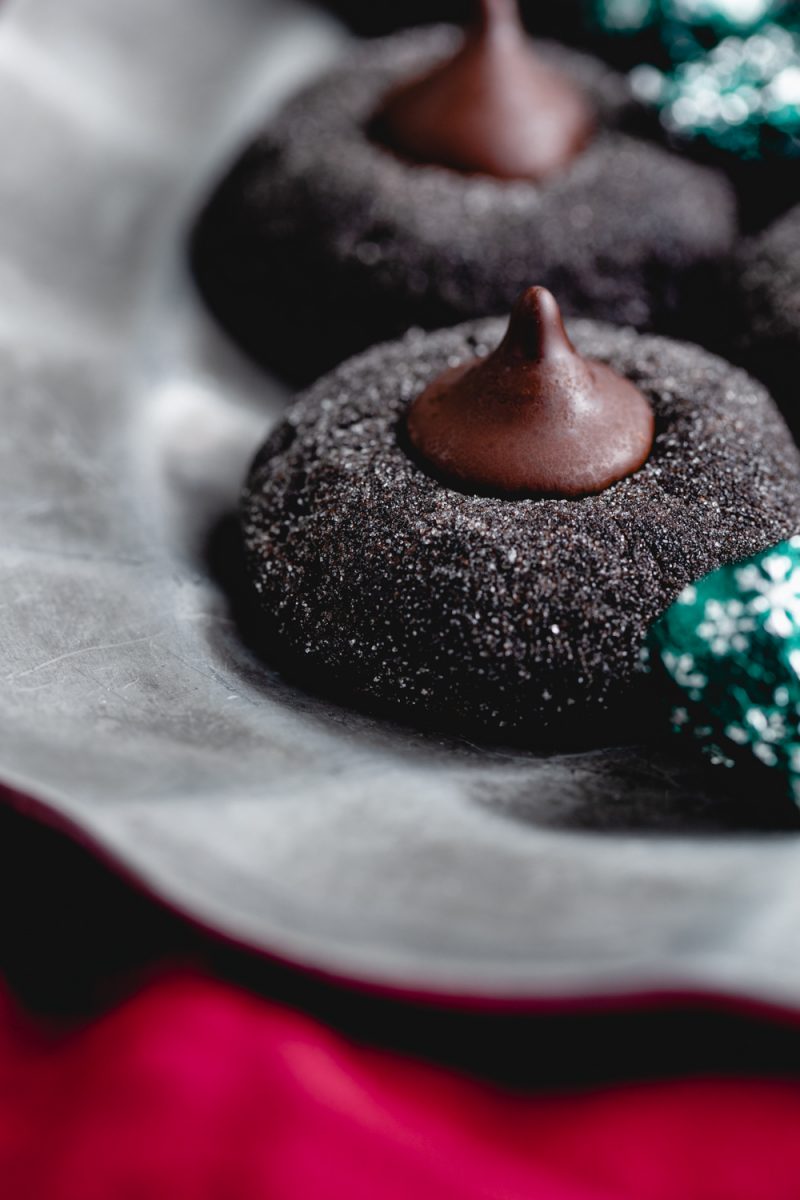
[191,2,736,384]
[730,203,800,435]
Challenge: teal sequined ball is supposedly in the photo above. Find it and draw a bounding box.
[647,537,800,803]
[590,0,794,44]
[585,1,800,163]
[631,23,800,161]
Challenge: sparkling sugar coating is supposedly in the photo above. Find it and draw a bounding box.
[240,318,800,737]
[647,537,800,804]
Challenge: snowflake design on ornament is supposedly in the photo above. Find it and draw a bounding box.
[648,537,800,808]
[734,551,800,639]
[663,650,707,697]
[724,708,788,767]
[745,704,788,742]
[696,597,757,654]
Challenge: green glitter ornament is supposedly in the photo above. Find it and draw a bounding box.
[589,0,796,48]
[631,22,800,160]
[647,537,800,803]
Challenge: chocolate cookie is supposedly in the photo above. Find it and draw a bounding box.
[192,20,736,385]
[241,298,800,739]
[730,203,800,437]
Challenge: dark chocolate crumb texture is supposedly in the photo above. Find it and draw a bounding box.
[192,24,736,385]
[731,204,800,436]
[241,315,800,738]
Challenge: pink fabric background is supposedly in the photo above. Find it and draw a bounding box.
[3,969,800,1200]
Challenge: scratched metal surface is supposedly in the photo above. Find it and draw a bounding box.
[1,0,800,1003]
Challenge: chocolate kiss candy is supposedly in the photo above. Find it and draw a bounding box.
[647,537,800,807]
[377,0,595,180]
[406,286,654,498]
